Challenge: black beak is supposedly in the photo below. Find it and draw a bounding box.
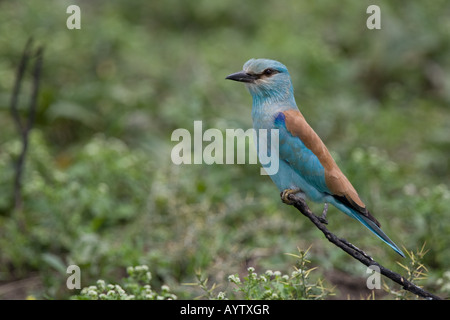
[225,71,257,83]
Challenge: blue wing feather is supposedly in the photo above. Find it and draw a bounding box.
[274,112,330,195]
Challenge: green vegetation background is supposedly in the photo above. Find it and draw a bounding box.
[0,0,449,299]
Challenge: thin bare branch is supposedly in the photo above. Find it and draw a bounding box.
[10,37,33,136]
[286,193,442,300]
[9,38,44,211]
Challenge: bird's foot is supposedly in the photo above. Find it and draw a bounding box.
[280,188,303,205]
[317,203,329,224]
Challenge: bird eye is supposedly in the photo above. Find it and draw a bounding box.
[263,68,274,76]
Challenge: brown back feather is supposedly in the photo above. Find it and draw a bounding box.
[283,109,380,227]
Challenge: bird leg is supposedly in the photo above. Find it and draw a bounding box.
[318,203,329,225]
[280,188,303,205]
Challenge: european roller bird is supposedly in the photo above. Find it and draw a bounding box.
[226,58,405,257]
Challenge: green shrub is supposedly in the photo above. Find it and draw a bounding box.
[225,248,333,300]
[75,265,177,300]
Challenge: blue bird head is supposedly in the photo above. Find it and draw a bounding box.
[226,58,295,106]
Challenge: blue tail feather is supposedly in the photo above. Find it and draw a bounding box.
[349,209,405,258]
[329,198,405,257]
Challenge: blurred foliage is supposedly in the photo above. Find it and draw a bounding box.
[0,0,449,299]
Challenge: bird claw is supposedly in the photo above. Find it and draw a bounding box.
[281,190,328,225]
[280,188,302,205]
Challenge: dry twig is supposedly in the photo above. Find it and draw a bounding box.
[9,38,44,210]
[286,193,441,300]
